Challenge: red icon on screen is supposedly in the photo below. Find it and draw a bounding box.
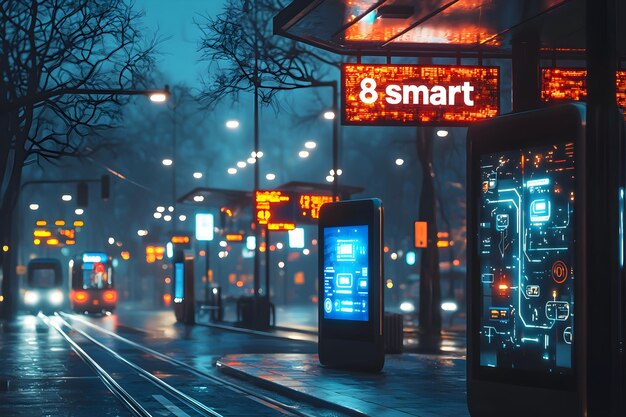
[552,260,568,284]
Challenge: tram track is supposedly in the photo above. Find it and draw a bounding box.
[49,312,317,417]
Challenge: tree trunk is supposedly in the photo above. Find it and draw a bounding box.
[416,127,442,340]
[0,145,26,319]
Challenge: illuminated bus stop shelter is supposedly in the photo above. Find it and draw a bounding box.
[275,0,624,415]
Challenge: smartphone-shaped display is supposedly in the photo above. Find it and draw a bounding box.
[467,104,585,416]
[478,143,575,373]
[318,199,384,372]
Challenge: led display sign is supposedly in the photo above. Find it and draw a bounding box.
[171,235,190,244]
[298,194,336,220]
[342,64,499,125]
[541,68,626,119]
[477,142,575,373]
[256,191,338,231]
[323,225,369,321]
[225,233,244,242]
[255,190,296,231]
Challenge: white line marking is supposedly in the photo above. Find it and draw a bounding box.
[152,394,192,417]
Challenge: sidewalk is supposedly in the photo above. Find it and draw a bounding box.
[217,353,470,417]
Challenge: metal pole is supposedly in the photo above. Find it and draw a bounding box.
[332,82,339,199]
[265,228,270,302]
[205,240,210,304]
[585,0,619,414]
[172,104,177,226]
[252,0,261,304]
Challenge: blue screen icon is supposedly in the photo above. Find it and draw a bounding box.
[323,225,369,321]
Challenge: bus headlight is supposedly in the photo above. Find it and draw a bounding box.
[48,290,63,305]
[24,291,39,305]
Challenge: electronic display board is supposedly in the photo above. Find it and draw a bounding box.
[323,225,369,321]
[541,68,626,119]
[477,142,575,374]
[299,194,336,220]
[255,190,296,231]
[342,63,499,126]
[256,191,339,230]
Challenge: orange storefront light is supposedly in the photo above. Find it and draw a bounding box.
[171,236,190,244]
[33,229,52,238]
[225,234,244,242]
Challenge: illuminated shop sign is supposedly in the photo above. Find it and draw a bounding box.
[342,64,500,125]
[541,68,626,118]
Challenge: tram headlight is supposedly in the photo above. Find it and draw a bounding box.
[48,290,63,305]
[24,290,39,305]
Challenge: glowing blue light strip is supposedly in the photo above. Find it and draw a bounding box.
[526,178,549,187]
[619,187,624,268]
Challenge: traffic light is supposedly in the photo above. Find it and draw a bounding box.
[101,174,110,201]
[77,182,88,208]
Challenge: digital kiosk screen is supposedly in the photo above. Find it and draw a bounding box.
[478,142,575,374]
[323,225,369,321]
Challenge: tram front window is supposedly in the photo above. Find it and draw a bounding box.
[29,269,56,288]
[82,262,112,289]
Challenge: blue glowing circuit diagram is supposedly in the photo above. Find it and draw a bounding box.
[478,142,575,373]
[323,225,369,322]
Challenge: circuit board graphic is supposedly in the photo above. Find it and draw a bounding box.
[478,142,575,373]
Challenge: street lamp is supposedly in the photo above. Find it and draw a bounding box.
[298,150,310,158]
[162,158,173,166]
[436,129,449,138]
[227,168,237,175]
[395,158,405,166]
[193,172,203,179]
[265,173,276,181]
[149,92,168,103]
[29,204,39,211]
[304,141,317,149]
[74,208,84,215]
[225,120,240,129]
[323,111,336,120]
[61,194,72,201]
